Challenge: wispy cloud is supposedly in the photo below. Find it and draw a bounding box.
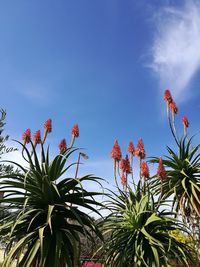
[20,88,46,100]
[150,0,200,100]
[17,82,52,104]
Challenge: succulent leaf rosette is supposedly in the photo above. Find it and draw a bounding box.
[0,119,103,267]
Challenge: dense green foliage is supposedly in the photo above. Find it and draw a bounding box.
[0,140,103,267]
[0,88,200,266]
[0,109,16,175]
[103,88,200,266]
[101,183,196,267]
[150,137,200,218]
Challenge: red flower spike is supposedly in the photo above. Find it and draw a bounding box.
[120,158,126,171]
[182,116,189,128]
[125,155,132,174]
[111,140,122,162]
[141,161,150,179]
[170,101,178,116]
[72,124,79,138]
[120,155,131,174]
[157,158,166,181]
[59,139,67,154]
[164,89,173,104]
[22,128,31,144]
[121,172,126,186]
[44,118,52,133]
[135,138,145,159]
[128,141,135,156]
[33,130,41,144]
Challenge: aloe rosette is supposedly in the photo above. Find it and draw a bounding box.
[100,184,195,267]
[0,120,103,267]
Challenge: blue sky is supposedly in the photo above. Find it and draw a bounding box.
[1,0,200,185]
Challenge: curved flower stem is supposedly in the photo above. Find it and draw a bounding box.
[70,135,75,148]
[184,127,190,144]
[172,116,179,144]
[30,142,37,158]
[130,156,136,191]
[167,104,179,146]
[22,148,30,163]
[117,162,121,178]
[74,153,81,179]
[42,130,47,144]
[184,126,187,137]
[114,160,120,189]
[130,156,133,179]
[125,173,128,193]
[139,158,143,192]
[157,180,163,211]
[70,152,81,209]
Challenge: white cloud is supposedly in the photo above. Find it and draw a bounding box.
[20,88,46,100]
[150,0,200,100]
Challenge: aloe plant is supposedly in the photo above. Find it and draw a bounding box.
[149,89,200,257]
[150,137,200,218]
[101,183,196,267]
[150,90,200,219]
[0,121,103,267]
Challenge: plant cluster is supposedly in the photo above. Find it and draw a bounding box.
[0,109,17,176]
[0,89,200,267]
[100,89,200,266]
[0,120,103,267]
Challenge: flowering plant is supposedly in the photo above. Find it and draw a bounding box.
[0,119,103,267]
[100,89,199,267]
[150,90,200,220]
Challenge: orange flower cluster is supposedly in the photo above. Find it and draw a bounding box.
[111,140,122,162]
[121,172,126,187]
[72,124,79,138]
[120,155,131,174]
[33,130,41,145]
[140,161,149,179]
[111,138,151,187]
[182,116,189,128]
[128,141,135,157]
[164,89,173,104]
[135,138,145,159]
[164,89,189,132]
[22,119,80,154]
[22,128,31,144]
[170,101,178,117]
[110,88,191,189]
[111,140,133,187]
[164,89,178,116]
[59,139,67,154]
[22,119,52,146]
[62,124,80,151]
[157,158,166,181]
[44,118,52,133]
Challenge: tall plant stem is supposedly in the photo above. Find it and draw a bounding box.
[139,157,143,191]
[157,180,163,211]
[42,130,47,144]
[114,160,119,189]
[130,156,136,191]
[70,135,75,148]
[75,152,81,179]
[125,173,128,193]
[167,104,179,146]
[172,115,179,144]
[69,152,81,209]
